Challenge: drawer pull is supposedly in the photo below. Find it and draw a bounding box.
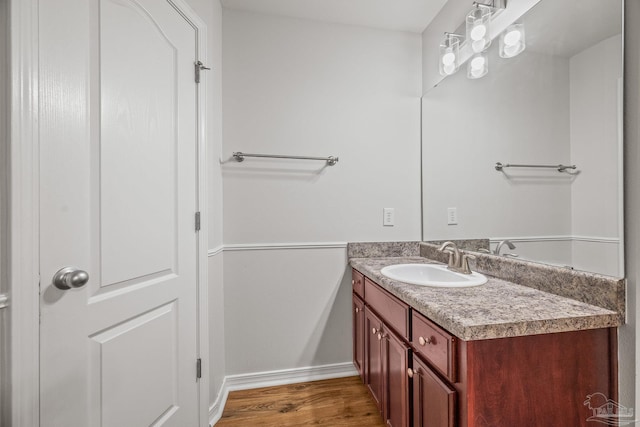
[352,279,355,285]
[355,307,360,313]
[407,368,421,378]
[372,327,378,335]
[418,336,434,346]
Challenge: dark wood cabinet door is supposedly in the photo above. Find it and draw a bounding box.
[383,328,410,427]
[412,355,456,427]
[365,307,384,415]
[353,294,365,380]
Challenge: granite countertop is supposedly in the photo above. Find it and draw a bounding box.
[350,256,621,341]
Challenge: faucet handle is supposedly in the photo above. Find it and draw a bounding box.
[442,248,455,266]
[503,253,519,258]
[460,252,476,274]
[438,242,460,270]
[477,248,491,254]
[462,253,476,263]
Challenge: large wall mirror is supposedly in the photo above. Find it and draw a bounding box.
[421,0,623,277]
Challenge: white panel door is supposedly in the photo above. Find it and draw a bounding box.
[39,0,201,426]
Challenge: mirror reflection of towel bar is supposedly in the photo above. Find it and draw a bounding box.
[233,152,339,166]
[495,162,576,172]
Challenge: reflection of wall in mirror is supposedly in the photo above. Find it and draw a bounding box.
[569,34,622,276]
[422,34,622,276]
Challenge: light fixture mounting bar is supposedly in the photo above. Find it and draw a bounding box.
[473,0,507,11]
[442,32,464,46]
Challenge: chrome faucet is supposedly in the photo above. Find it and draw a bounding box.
[438,241,476,275]
[494,239,518,257]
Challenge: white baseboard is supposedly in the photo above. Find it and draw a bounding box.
[208,377,229,427]
[208,362,358,426]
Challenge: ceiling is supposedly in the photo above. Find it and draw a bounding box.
[221,0,622,57]
[220,0,450,33]
[524,0,622,57]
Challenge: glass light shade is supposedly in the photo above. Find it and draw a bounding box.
[467,53,488,79]
[500,23,526,58]
[439,35,460,76]
[466,5,491,53]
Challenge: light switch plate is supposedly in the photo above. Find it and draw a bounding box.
[447,207,458,225]
[383,208,395,226]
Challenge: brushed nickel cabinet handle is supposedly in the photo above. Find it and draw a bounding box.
[418,336,433,346]
[407,368,421,378]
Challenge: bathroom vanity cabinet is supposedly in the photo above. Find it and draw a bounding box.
[352,268,618,427]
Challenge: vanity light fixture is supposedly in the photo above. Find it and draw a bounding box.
[439,0,527,80]
[466,3,492,53]
[499,23,526,58]
[468,53,488,79]
[439,33,462,76]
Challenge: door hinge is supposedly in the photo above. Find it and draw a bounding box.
[196,358,202,379]
[0,294,8,309]
[195,61,210,84]
[195,211,201,231]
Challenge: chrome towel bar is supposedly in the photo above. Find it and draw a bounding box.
[233,152,339,166]
[0,294,8,309]
[495,162,576,172]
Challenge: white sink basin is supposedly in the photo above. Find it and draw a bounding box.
[380,264,487,288]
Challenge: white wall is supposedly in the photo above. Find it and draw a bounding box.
[621,0,639,413]
[0,0,8,423]
[181,0,226,412]
[421,48,573,245]
[207,252,224,407]
[221,9,422,376]
[569,35,623,276]
[224,248,352,374]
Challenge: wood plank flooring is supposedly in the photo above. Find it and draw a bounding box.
[215,376,386,426]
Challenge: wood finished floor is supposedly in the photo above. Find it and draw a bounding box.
[215,376,386,426]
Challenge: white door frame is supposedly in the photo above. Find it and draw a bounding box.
[8,0,210,425]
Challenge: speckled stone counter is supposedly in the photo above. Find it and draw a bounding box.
[420,242,626,318]
[347,241,420,258]
[350,256,621,341]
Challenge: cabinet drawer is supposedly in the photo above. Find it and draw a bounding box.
[352,269,365,299]
[365,278,409,340]
[412,311,457,382]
